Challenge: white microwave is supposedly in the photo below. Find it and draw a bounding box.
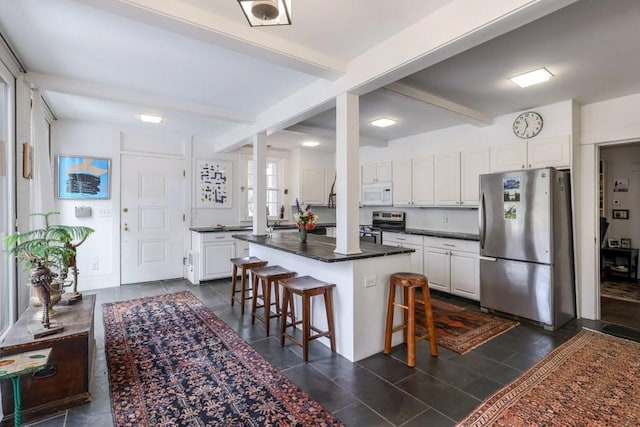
[362,182,393,206]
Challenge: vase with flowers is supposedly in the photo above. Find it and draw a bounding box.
[294,199,318,243]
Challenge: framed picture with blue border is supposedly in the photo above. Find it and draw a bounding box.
[57,155,111,199]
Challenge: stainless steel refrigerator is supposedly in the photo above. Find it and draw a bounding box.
[479,167,575,330]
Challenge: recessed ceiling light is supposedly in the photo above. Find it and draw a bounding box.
[370,117,398,128]
[302,141,319,147]
[139,114,164,124]
[509,68,554,88]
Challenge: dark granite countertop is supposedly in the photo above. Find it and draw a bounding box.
[232,233,414,263]
[393,228,479,241]
[190,222,337,233]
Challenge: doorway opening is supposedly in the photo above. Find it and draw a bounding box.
[599,142,640,330]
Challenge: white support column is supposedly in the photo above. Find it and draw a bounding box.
[335,92,361,255]
[252,132,268,236]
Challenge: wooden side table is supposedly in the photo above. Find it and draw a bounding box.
[0,295,95,426]
[601,247,639,281]
[0,348,52,427]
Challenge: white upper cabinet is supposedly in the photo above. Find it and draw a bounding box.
[392,156,434,206]
[301,168,326,205]
[490,135,571,172]
[490,143,528,172]
[412,156,435,205]
[392,159,412,205]
[435,148,489,206]
[434,152,461,206]
[460,148,491,205]
[527,135,571,169]
[362,161,392,184]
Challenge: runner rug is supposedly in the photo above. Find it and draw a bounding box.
[415,297,519,354]
[458,328,640,426]
[601,280,640,303]
[103,291,343,426]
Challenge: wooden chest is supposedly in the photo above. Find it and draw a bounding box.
[0,295,95,426]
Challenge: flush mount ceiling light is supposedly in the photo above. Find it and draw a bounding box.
[509,68,554,88]
[238,0,291,27]
[302,141,319,147]
[139,114,163,124]
[370,117,398,128]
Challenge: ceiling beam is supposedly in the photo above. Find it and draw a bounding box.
[383,82,493,127]
[74,0,345,80]
[25,72,255,124]
[285,124,387,147]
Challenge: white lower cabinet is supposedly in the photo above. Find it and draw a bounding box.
[202,240,236,281]
[382,232,424,274]
[191,231,250,283]
[423,237,480,300]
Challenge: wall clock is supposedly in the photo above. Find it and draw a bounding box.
[513,111,543,139]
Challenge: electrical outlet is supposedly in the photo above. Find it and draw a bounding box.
[364,275,376,288]
[441,214,448,223]
[97,209,112,218]
[613,200,621,206]
[90,259,99,270]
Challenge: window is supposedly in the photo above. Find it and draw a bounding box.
[0,65,14,335]
[241,151,288,221]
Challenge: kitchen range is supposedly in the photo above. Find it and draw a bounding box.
[359,211,406,244]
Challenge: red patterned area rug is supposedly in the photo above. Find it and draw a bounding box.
[416,297,519,354]
[103,291,343,426]
[458,328,640,426]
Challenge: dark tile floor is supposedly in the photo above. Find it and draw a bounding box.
[23,278,634,427]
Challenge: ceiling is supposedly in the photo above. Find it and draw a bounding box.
[1,0,640,152]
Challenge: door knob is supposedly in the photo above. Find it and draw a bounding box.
[123,223,129,231]
[123,208,128,212]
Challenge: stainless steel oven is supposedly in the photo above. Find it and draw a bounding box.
[372,211,406,233]
[359,211,406,244]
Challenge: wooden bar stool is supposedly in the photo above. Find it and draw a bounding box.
[251,265,296,336]
[279,276,336,362]
[383,272,438,367]
[230,256,268,315]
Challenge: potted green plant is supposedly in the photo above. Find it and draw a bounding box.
[4,212,94,329]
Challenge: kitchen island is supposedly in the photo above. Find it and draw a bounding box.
[233,233,415,362]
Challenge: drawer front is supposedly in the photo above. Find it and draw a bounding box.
[383,232,423,246]
[200,232,235,243]
[424,236,478,253]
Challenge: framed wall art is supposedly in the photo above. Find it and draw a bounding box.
[195,159,231,208]
[57,155,111,199]
[607,238,620,248]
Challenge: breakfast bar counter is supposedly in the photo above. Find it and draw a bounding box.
[233,233,413,362]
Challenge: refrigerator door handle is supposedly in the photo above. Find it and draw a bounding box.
[479,191,486,250]
[479,256,497,262]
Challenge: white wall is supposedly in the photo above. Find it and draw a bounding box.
[51,121,191,290]
[579,91,640,319]
[191,137,242,227]
[52,121,120,291]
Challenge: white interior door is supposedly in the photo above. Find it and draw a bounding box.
[121,154,185,284]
